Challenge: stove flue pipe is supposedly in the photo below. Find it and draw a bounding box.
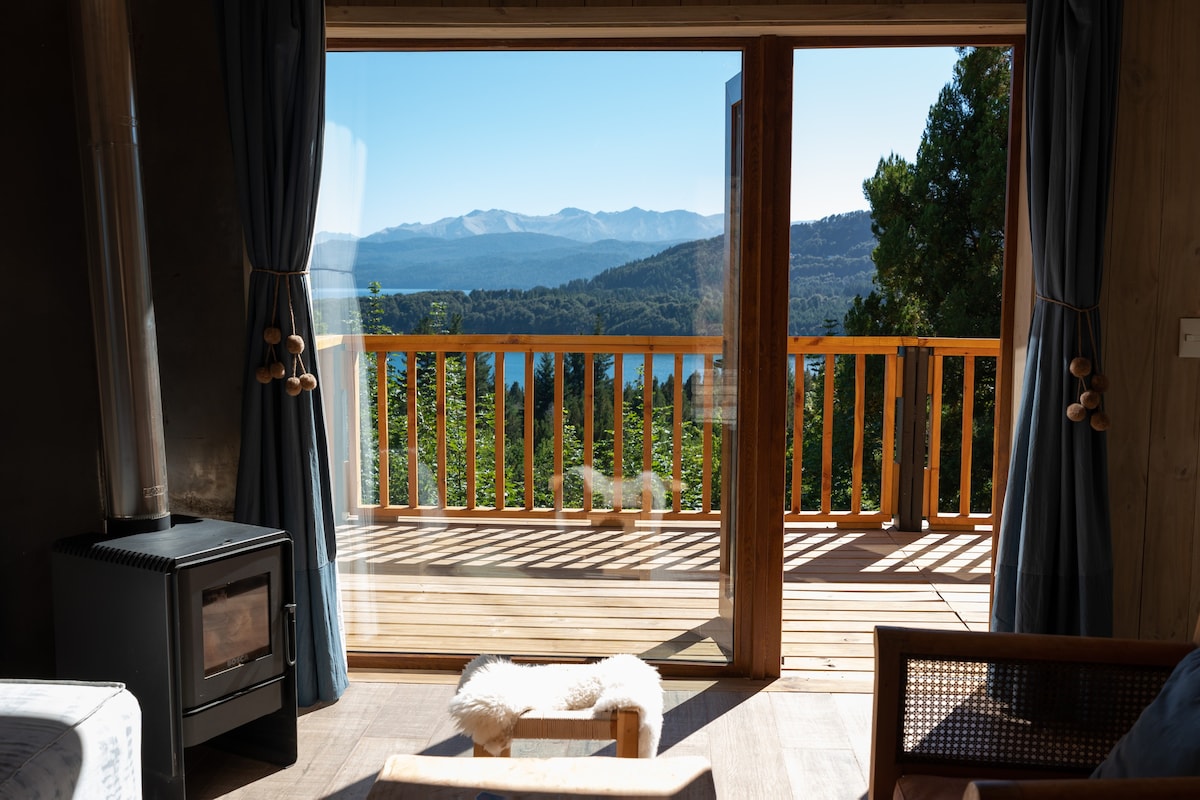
[71,0,170,534]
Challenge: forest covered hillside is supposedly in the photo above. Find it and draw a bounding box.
[350,210,875,337]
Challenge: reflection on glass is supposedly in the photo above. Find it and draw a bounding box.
[311,50,742,666]
[202,573,271,676]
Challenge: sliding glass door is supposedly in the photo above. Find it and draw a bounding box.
[311,50,747,670]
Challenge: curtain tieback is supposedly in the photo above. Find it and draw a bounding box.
[1034,293,1099,314]
[252,269,317,395]
[1035,293,1109,430]
[251,267,309,275]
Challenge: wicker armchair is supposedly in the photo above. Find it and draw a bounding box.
[870,625,1200,799]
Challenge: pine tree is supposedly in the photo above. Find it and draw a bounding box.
[849,46,1011,338]
[843,46,1011,513]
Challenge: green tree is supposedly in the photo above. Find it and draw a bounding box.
[850,46,1010,338]
[358,282,391,504]
[845,46,1010,514]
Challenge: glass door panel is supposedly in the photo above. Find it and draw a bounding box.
[718,72,742,634]
[783,46,1009,677]
[311,50,743,667]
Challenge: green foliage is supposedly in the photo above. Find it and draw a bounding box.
[358,212,875,338]
[852,46,1010,339]
[844,46,1011,514]
[346,49,1011,517]
[355,295,727,513]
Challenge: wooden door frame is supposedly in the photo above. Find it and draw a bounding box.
[730,36,791,679]
[326,10,1029,681]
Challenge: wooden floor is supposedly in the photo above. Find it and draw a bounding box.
[337,518,992,692]
[184,519,990,799]
[185,676,877,800]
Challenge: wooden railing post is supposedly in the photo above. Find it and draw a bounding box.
[896,345,931,532]
[332,333,997,528]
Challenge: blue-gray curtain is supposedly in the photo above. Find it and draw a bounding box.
[215,0,349,705]
[992,0,1122,636]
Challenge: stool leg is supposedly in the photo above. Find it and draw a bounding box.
[615,708,641,757]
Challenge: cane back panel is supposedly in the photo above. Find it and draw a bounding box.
[896,654,1173,773]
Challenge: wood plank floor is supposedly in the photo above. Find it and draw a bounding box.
[338,518,992,691]
[183,520,989,799]
[185,677,877,800]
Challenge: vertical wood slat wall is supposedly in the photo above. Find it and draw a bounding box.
[1105,0,1200,641]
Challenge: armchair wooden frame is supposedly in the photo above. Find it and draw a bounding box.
[870,625,1200,799]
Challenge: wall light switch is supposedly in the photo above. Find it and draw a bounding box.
[1180,319,1200,358]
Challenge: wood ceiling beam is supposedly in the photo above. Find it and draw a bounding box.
[325,3,1025,45]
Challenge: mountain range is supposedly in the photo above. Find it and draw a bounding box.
[357,206,724,244]
[312,207,726,292]
[342,210,878,337]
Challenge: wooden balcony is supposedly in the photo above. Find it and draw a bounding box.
[336,516,991,692]
[318,333,998,687]
[317,334,1000,526]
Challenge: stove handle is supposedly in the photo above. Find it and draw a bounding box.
[284,602,298,667]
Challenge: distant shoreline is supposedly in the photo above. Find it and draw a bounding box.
[313,287,427,298]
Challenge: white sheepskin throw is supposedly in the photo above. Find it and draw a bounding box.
[448,654,664,758]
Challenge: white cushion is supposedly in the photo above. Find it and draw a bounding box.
[0,679,141,799]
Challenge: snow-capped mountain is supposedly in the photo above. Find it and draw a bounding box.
[357,207,724,244]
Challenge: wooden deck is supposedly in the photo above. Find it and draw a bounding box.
[337,518,992,692]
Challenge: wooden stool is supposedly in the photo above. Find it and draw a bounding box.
[367,754,716,799]
[474,707,642,758]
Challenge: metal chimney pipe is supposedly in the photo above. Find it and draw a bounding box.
[71,0,170,533]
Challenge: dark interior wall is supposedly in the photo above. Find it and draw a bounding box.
[131,0,245,520]
[2,1,102,678]
[1,1,244,677]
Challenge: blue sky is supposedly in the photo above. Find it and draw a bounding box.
[316,47,960,237]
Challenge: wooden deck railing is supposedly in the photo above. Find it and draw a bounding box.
[316,334,1000,530]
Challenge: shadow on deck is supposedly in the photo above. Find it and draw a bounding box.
[336,518,991,691]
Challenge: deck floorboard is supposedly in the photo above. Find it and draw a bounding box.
[337,519,992,692]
